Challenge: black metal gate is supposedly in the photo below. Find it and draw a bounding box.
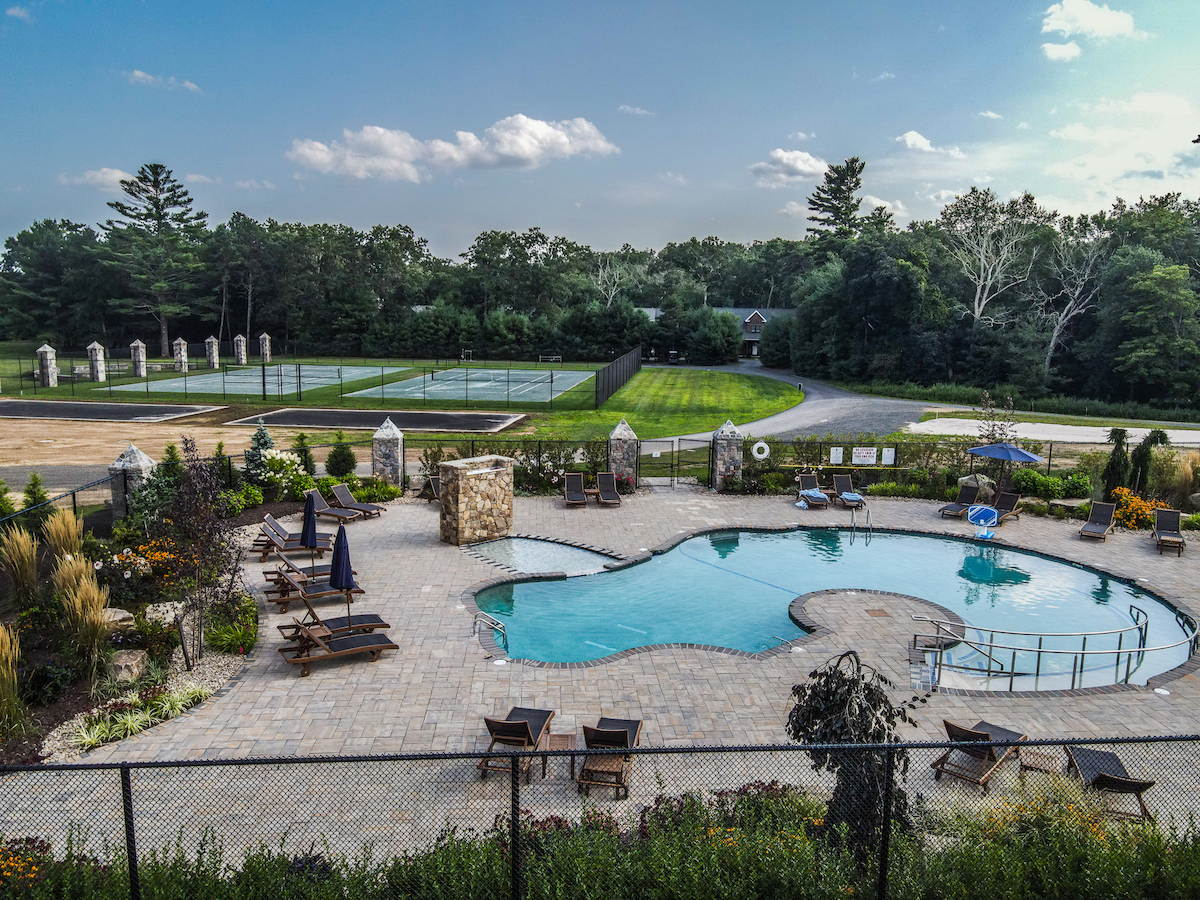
[636,439,712,488]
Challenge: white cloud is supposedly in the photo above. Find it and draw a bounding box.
[125,70,201,92]
[778,200,806,216]
[927,188,962,205]
[185,174,220,184]
[235,179,275,189]
[658,172,687,185]
[979,110,1003,120]
[1041,41,1082,60]
[6,6,30,21]
[895,130,965,158]
[789,131,811,141]
[750,148,828,188]
[872,72,895,81]
[289,114,619,182]
[862,194,908,216]
[60,168,132,192]
[618,104,654,116]
[1017,122,1030,129]
[1042,0,1144,40]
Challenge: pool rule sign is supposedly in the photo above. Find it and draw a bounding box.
[852,447,878,465]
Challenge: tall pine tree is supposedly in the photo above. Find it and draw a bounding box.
[807,157,866,237]
[103,163,208,357]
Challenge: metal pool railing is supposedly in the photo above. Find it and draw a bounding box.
[912,606,1200,691]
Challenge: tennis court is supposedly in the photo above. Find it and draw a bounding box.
[347,367,593,403]
[104,364,408,397]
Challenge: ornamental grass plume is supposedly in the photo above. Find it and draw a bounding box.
[0,526,39,612]
[42,508,83,561]
[60,571,110,678]
[0,623,27,739]
[51,553,93,604]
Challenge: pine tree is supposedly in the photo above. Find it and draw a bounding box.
[102,163,208,357]
[324,431,358,479]
[20,473,52,533]
[244,420,274,485]
[289,432,317,476]
[807,157,865,237]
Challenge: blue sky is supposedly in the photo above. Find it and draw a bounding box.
[2,0,1198,257]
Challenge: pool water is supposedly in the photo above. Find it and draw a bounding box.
[474,529,1193,685]
[470,537,613,576]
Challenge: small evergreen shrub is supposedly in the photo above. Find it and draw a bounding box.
[324,431,358,479]
[289,432,317,476]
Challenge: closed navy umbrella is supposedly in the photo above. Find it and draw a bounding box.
[328,525,356,622]
[300,492,319,574]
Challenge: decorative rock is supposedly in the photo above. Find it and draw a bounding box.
[103,608,137,634]
[959,473,995,504]
[172,337,189,373]
[439,455,514,545]
[204,335,220,369]
[107,649,148,683]
[1189,492,1200,510]
[608,418,638,484]
[36,343,58,388]
[372,417,404,485]
[87,341,106,383]
[108,443,157,520]
[713,420,745,492]
[130,339,147,378]
[233,334,248,365]
[258,332,272,364]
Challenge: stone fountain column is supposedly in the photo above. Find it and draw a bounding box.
[439,456,514,545]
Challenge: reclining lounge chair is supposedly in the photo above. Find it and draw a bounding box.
[563,472,587,508]
[987,491,1022,525]
[420,476,441,503]
[266,569,365,614]
[1080,502,1116,541]
[596,472,622,506]
[931,719,1028,793]
[939,485,980,518]
[1152,509,1186,556]
[304,488,362,523]
[577,717,643,800]
[276,596,389,642]
[331,483,386,518]
[278,624,398,677]
[833,474,865,509]
[254,516,333,562]
[478,707,556,783]
[1066,745,1155,821]
[797,473,830,509]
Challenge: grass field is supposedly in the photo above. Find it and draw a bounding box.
[918,409,1200,431]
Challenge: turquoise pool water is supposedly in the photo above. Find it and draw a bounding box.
[474,529,1193,685]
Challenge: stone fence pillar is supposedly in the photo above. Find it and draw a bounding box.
[233,334,247,365]
[36,344,58,388]
[130,339,147,378]
[204,336,220,369]
[608,418,638,484]
[712,420,745,492]
[439,455,514,545]
[87,341,106,382]
[259,333,272,364]
[109,444,156,520]
[172,337,188,373]
[372,417,404,486]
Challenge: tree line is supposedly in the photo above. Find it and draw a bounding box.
[2,161,1199,405]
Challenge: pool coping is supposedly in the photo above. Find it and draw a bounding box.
[461,523,1200,693]
[459,534,626,577]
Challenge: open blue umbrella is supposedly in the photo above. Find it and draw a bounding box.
[300,492,319,575]
[328,524,356,622]
[967,442,1044,463]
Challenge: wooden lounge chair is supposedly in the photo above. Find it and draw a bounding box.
[277,597,389,642]
[797,473,830,509]
[278,624,397,677]
[930,719,1027,793]
[596,472,621,506]
[266,569,365,614]
[1066,745,1155,822]
[331,483,385,518]
[254,516,333,562]
[304,488,362,523]
[420,476,441,503]
[563,472,587,508]
[1152,509,1186,556]
[1080,502,1116,541]
[263,552,349,585]
[987,492,1022,525]
[832,474,865,509]
[577,717,643,800]
[478,707,556,783]
[264,513,334,545]
[939,485,980,518]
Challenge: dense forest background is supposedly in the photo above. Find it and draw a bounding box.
[2,160,1198,407]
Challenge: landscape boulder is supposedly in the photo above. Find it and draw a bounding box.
[107,649,148,683]
[958,473,995,504]
[102,608,137,634]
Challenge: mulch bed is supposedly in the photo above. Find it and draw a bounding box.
[228,499,303,530]
[0,678,94,766]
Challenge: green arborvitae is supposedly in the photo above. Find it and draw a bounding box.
[1130,429,1169,494]
[0,480,15,520]
[20,473,52,533]
[290,432,317,476]
[244,420,274,485]
[324,431,358,479]
[159,443,184,480]
[1102,428,1132,501]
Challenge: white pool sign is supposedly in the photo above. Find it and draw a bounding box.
[852,447,878,465]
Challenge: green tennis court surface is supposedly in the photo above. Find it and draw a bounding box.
[103,364,408,397]
[347,367,593,402]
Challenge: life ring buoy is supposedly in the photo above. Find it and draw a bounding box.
[751,441,770,461]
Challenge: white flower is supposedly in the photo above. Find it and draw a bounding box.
[552,476,559,484]
[93,561,103,570]
[123,571,131,579]
[123,548,132,556]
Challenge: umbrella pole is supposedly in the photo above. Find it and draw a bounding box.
[346,590,353,626]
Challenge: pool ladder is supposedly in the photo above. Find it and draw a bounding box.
[473,612,508,650]
[849,507,873,544]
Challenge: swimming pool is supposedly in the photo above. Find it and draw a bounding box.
[473,529,1195,687]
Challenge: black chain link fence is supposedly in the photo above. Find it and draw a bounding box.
[0,735,1196,898]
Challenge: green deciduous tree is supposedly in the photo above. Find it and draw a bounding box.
[1115,264,1200,404]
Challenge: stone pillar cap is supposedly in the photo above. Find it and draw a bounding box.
[205,335,218,343]
[259,332,271,339]
[714,419,744,439]
[609,418,638,440]
[234,334,246,341]
[373,417,403,440]
[36,343,55,353]
[172,336,187,347]
[87,340,104,350]
[130,339,146,348]
[109,443,156,472]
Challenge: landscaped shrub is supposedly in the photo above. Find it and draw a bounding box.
[261,449,316,501]
[58,567,109,677]
[72,683,211,751]
[206,592,259,655]
[1062,470,1092,499]
[41,508,82,561]
[289,432,318,476]
[0,624,26,739]
[19,473,52,534]
[324,431,358,479]
[17,659,74,707]
[243,420,275,485]
[1011,468,1065,500]
[1184,513,1200,531]
[1111,487,1157,529]
[0,526,40,612]
[0,479,15,520]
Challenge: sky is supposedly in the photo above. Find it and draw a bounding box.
[2,0,1199,258]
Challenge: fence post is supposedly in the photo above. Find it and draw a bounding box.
[119,764,142,900]
[876,746,895,900]
[510,754,522,900]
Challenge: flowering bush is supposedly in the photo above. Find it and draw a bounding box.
[1111,487,1157,529]
[613,473,635,495]
[261,449,316,501]
[90,547,157,608]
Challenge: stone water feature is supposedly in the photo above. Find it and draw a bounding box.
[438,455,514,546]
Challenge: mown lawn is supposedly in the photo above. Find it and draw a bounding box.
[918,409,1200,432]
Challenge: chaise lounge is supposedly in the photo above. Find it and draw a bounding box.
[833,474,865,509]
[939,485,979,518]
[254,515,334,562]
[332,483,386,518]
[563,472,587,508]
[478,707,556,783]
[1066,744,1155,821]
[577,717,643,800]
[1079,501,1116,541]
[420,476,441,503]
[931,719,1028,793]
[987,491,1022,525]
[798,473,830,509]
[304,488,363,523]
[266,569,365,614]
[278,624,398,677]
[1152,509,1186,556]
[276,597,389,642]
[596,472,622,506]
